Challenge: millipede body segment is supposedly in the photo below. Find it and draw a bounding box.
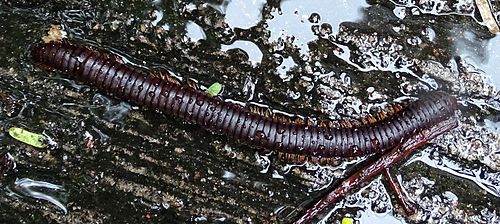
[31,42,458,158]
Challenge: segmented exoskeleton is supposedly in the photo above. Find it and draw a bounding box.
[31,42,458,159]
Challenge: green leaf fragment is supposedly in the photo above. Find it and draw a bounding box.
[341,217,353,224]
[205,82,222,97]
[8,127,46,148]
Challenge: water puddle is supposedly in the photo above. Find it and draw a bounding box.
[455,33,500,87]
[267,0,368,55]
[405,147,500,198]
[221,40,262,64]
[222,0,267,29]
[6,178,67,214]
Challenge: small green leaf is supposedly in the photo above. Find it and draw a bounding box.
[8,127,46,148]
[205,82,222,97]
[341,217,353,224]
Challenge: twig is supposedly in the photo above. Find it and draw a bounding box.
[293,117,458,223]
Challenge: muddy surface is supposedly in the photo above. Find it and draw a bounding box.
[1,0,500,223]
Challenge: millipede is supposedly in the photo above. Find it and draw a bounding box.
[31,41,458,162]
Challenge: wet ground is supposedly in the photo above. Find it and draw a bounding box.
[1,0,500,223]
